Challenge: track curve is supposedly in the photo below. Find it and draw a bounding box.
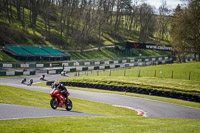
[0,72,200,119]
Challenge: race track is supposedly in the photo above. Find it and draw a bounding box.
[0,103,103,120]
[0,71,200,119]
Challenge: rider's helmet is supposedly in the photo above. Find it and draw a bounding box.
[54,81,60,88]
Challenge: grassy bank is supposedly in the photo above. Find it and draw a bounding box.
[69,48,171,60]
[59,62,200,95]
[0,47,170,62]
[0,51,17,62]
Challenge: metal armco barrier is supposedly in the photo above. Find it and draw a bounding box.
[46,81,200,103]
[0,56,195,69]
[0,70,36,76]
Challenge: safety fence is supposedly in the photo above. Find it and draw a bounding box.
[0,56,195,76]
[46,81,200,103]
[47,58,172,74]
[0,70,36,76]
[0,55,176,68]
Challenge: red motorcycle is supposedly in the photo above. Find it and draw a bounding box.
[49,88,72,111]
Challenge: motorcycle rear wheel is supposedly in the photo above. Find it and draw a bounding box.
[66,99,72,111]
[50,98,58,109]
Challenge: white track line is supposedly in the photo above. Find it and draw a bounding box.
[113,105,148,117]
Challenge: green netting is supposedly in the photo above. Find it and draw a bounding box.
[42,47,65,56]
[23,46,50,56]
[6,46,31,55]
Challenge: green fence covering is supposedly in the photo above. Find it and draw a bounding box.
[82,67,88,71]
[115,65,120,68]
[109,61,114,64]
[105,66,110,69]
[15,71,23,75]
[100,61,104,64]
[44,63,50,67]
[56,69,63,74]
[94,66,99,70]
[30,71,36,75]
[70,68,76,72]
[0,72,6,76]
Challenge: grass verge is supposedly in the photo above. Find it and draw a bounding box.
[0,85,137,116]
[0,116,200,133]
[0,85,200,132]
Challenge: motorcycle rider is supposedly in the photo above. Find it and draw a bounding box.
[27,79,33,86]
[21,78,26,84]
[53,81,68,103]
[40,75,45,80]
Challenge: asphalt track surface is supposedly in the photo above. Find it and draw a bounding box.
[0,103,103,120]
[0,71,200,120]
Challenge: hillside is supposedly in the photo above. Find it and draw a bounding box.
[0,2,170,50]
[0,47,171,62]
[0,1,174,62]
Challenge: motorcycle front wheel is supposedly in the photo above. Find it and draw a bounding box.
[66,99,72,111]
[50,98,58,109]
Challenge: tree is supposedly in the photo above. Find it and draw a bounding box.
[158,0,171,41]
[171,4,185,62]
[30,0,40,33]
[138,3,155,42]
[171,0,200,61]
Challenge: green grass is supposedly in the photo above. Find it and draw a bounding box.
[93,62,200,81]
[0,116,200,133]
[69,48,171,60]
[0,51,17,62]
[0,85,137,116]
[0,86,200,133]
[58,62,200,95]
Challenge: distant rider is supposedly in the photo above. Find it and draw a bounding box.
[21,78,26,84]
[30,79,33,85]
[27,79,33,86]
[53,81,68,102]
[40,75,45,80]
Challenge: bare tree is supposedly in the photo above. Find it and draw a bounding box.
[158,0,171,41]
[138,3,155,42]
[30,0,40,33]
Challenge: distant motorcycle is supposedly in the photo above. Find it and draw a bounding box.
[21,78,26,84]
[27,79,33,86]
[40,75,45,80]
[61,71,65,76]
[49,88,72,111]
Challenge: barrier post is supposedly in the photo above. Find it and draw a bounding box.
[138,69,141,77]
[124,67,126,76]
[189,72,191,80]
